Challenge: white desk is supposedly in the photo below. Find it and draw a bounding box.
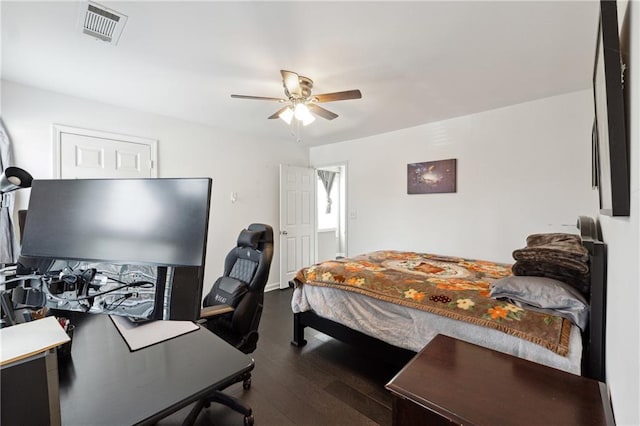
[1,317,70,426]
[0,316,69,366]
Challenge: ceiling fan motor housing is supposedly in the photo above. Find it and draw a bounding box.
[285,76,313,100]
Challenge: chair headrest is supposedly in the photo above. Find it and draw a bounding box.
[237,229,261,250]
[247,224,274,245]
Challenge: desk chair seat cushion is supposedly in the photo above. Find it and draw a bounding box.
[204,277,248,308]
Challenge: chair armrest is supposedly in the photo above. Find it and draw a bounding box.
[200,304,235,319]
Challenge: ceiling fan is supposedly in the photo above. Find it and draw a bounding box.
[231,70,362,126]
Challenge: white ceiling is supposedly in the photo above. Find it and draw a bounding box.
[1,1,599,146]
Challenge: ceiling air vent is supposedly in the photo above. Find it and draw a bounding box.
[81,2,128,45]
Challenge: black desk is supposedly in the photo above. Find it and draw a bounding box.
[57,313,254,425]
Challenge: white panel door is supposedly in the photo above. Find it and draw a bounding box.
[54,125,157,179]
[279,164,316,289]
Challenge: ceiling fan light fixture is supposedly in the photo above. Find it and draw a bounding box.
[279,106,294,125]
[231,70,361,135]
[294,103,313,122]
[302,114,315,126]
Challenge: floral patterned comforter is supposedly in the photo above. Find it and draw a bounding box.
[293,251,571,356]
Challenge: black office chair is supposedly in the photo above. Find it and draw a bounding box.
[186,223,274,426]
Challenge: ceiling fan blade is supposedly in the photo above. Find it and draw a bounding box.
[231,94,285,102]
[268,106,290,120]
[308,104,338,120]
[281,70,302,97]
[313,89,362,103]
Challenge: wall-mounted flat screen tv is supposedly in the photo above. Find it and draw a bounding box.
[592,0,629,216]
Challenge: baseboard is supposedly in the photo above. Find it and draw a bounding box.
[265,282,281,293]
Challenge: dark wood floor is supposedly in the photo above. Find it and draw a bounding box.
[159,288,403,425]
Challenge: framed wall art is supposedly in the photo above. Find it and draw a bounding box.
[407,158,457,194]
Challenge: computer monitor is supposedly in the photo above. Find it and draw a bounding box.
[19,178,212,321]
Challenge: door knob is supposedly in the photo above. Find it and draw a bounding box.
[280,230,288,235]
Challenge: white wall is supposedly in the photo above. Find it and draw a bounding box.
[311,90,598,263]
[1,80,308,294]
[598,2,639,425]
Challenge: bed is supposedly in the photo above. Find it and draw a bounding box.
[290,216,606,382]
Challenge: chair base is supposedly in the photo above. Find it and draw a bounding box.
[182,373,253,426]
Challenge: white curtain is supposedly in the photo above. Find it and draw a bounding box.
[317,170,337,214]
[0,118,18,264]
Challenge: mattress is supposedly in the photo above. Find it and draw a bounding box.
[292,284,582,374]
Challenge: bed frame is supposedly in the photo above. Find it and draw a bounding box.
[291,216,607,382]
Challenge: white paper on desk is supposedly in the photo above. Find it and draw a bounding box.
[0,316,70,366]
[109,315,199,351]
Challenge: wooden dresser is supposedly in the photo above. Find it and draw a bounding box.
[385,334,614,426]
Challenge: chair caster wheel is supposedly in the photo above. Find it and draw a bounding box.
[244,414,254,425]
[243,378,252,389]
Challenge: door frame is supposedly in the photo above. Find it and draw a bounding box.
[52,124,158,178]
[314,161,348,259]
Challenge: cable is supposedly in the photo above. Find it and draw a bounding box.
[44,278,154,302]
[1,274,44,284]
[0,265,17,274]
[121,271,157,281]
[104,293,134,311]
[100,275,154,288]
[3,274,44,284]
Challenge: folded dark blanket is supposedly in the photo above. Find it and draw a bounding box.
[525,233,583,249]
[512,233,590,294]
[515,233,589,263]
[512,261,590,295]
[513,233,589,274]
[512,252,589,274]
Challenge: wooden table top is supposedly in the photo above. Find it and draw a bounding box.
[386,334,614,426]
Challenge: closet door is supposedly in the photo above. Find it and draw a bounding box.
[53,125,157,179]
